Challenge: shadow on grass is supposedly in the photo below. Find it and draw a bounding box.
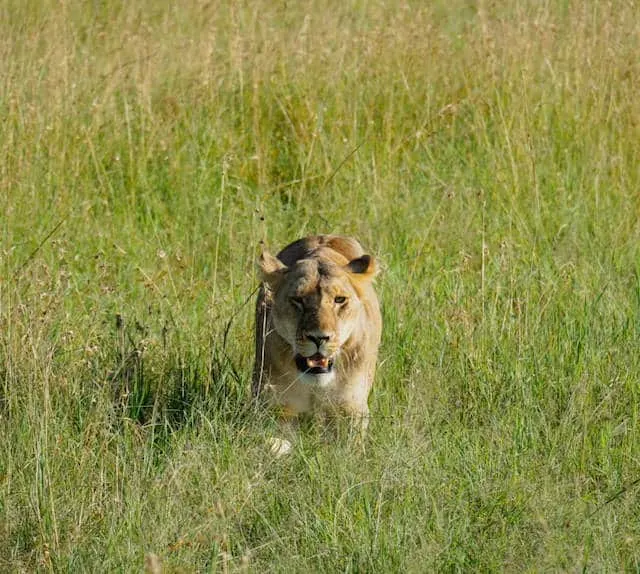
[107,312,251,439]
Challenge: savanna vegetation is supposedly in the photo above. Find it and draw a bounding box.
[2,0,640,571]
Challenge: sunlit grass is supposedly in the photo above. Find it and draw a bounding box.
[2,0,640,571]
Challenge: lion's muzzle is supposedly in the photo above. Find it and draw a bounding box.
[294,353,335,375]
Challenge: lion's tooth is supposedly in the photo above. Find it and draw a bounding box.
[306,355,328,368]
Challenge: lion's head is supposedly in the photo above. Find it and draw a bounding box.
[259,247,377,385]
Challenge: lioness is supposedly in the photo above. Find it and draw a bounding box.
[253,235,382,435]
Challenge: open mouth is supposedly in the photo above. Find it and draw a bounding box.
[295,353,334,375]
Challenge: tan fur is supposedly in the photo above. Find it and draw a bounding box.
[253,235,382,432]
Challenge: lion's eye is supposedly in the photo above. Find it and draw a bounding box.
[290,297,304,310]
[334,296,347,305]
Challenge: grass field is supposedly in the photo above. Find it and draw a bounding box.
[2,0,640,571]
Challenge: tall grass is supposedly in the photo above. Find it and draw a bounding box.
[2,0,640,570]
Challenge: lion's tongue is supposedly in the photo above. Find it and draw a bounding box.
[307,354,329,369]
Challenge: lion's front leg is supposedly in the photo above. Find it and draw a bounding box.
[263,382,312,457]
[342,403,370,449]
[316,396,370,447]
[331,372,373,443]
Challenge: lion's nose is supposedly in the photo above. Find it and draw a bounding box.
[306,333,330,348]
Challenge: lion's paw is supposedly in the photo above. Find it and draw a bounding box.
[267,437,292,458]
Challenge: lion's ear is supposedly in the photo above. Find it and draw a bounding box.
[346,254,377,279]
[258,250,287,286]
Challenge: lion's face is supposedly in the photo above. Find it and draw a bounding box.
[260,251,376,386]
